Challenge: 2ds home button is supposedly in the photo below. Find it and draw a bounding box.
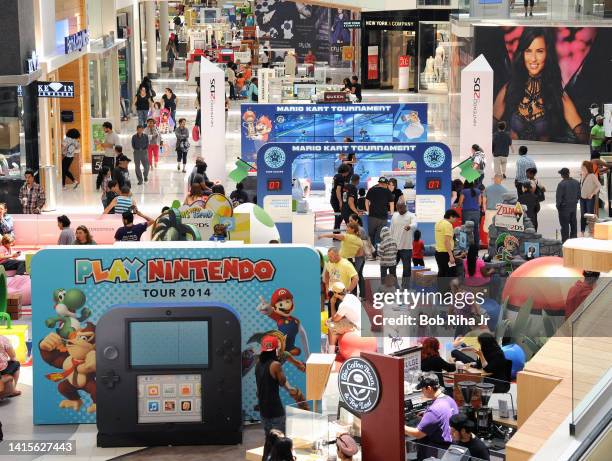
[103,346,119,360]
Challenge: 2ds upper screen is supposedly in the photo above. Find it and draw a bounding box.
[130,321,209,368]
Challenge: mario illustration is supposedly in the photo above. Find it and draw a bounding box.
[257,288,309,358]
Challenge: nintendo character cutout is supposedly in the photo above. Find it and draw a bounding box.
[256,288,310,371]
[39,322,97,413]
[495,233,520,273]
[45,289,92,342]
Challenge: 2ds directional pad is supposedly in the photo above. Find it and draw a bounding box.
[101,370,120,389]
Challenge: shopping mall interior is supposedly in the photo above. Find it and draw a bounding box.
[0,1,610,460]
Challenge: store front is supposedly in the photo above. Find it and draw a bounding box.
[361,10,451,91]
[117,11,137,117]
[0,78,40,213]
[41,54,92,193]
[89,39,123,127]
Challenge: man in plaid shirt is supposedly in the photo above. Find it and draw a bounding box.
[18,170,46,214]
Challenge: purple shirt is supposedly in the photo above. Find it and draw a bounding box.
[417,394,458,445]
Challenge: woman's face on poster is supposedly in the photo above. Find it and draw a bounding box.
[524,36,547,77]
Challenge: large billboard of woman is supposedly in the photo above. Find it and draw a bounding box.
[474,26,612,144]
[254,0,353,67]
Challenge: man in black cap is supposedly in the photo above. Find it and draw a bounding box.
[449,414,490,460]
[365,176,394,249]
[112,154,132,189]
[555,167,580,242]
[405,373,458,461]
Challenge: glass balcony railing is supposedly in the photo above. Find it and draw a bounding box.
[570,278,612,432]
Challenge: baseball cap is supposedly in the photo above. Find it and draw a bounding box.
[558,167,570,176]
[378,176,389,184]
[416,373,440,390]
[336,433,359,456]
[260,335,279,352]
[331,282,346,293]
[117,154,131,162]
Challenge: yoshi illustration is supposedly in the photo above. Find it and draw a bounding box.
[45,289,92,340]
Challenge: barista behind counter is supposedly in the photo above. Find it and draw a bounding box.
[404,374,458,461]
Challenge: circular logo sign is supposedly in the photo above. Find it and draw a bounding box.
[423,146,446,168]
[338,357,381,413]
[264,147,286,169]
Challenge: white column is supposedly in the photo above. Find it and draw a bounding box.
[159,0,169,66]
[200,58,227,185]
[145,0,157,77]
[132,1,143,85]
[109,49,122,129]
[35,0,57,58]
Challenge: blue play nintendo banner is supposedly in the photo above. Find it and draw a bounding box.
[241,103,428,162]
[257,142,452,244]
[32,244,321,425]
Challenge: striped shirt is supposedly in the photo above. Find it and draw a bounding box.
[378,228,398,267]
[114,196,133,214]
[515,155,536,183]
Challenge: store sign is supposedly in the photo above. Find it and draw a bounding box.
[323,92,347,103]
[367,46,379,80]
[494,203,525,232]
[65,29,89,54]
[342,20,362,29]
[338,358,381,414]
[398,56,410,90]
[364,20,414,28]
[37,81,75,98]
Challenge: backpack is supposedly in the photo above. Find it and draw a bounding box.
[535,184,545,202]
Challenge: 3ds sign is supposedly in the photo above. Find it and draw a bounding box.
[37,81,75,98]
[65,30,89,54]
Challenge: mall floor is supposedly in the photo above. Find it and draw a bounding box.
[0,55,590,460]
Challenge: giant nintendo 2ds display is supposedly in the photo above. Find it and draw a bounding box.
[96,304,242,446]
[241,103,428,162]
[32,245,321,425]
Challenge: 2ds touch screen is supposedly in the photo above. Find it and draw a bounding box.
[130,321,209,368]
[137,374,202,424]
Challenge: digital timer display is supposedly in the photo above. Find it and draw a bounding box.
[267,179,282,191]
[425,177,442,190]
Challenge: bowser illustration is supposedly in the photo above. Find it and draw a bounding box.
[45,289,92,342]
[39,322,97,413]
[255,288,310,371]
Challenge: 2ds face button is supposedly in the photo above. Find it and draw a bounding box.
[103,346,119,360]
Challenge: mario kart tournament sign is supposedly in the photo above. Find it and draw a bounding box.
[31,245,321,424]
[240,103,429,162]
[257,142,452,244]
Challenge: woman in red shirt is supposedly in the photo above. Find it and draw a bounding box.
[412,229,425,266]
